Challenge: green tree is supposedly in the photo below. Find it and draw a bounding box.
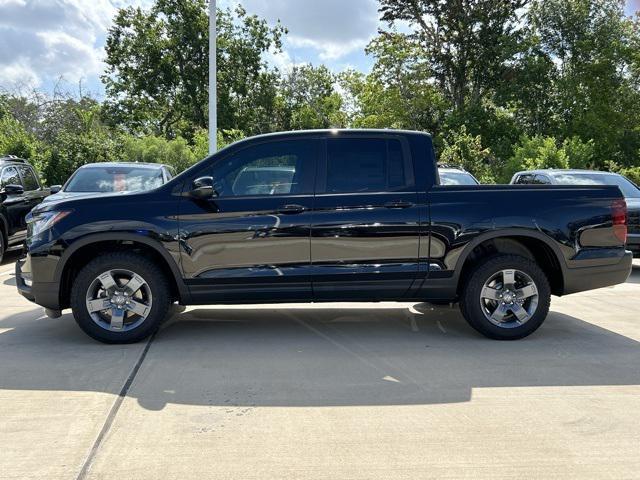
[378,0,527,112]
[103,1,285,139]
[504,136,569,181]
[340,33,447,136]
[523,0,640,166]
[439,126,496,183]
[277,65,346,130]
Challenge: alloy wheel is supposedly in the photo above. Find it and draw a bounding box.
[479,269,539,329]
[85,269,153,332]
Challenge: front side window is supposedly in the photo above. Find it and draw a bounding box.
[1,166,21,187]
[325,138,414,193]
[212,140,317,197]
[17,166,39,191]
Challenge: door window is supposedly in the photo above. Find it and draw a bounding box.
[1,166,21,187]
[17,166,39,191]
[213,140,317,197]
[325,138,414,193]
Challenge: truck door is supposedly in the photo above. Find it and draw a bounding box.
[311,134,420,300]
[178,138,319,303]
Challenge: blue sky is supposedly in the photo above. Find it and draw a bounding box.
[0,0,638,98]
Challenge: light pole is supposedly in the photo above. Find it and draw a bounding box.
[209,0,217,154]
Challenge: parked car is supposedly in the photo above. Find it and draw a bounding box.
[0,156,49,262]
[46,162,174,202]
[438,164,480,185]
[16,130,632,343]
[511,169,640,257]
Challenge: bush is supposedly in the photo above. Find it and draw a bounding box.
[43,130,121,185]
[439,126,496,183]
[121,135,197,174]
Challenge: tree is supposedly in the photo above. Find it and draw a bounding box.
[439,126,496,183]
[522,0,640,166]
[277,65,346,130]
[340,33,447,137]
[378,0,527,112]
[103,1,285,139]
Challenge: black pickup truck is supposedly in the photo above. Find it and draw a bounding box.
[1,156,49,262]
[16,130,633,343]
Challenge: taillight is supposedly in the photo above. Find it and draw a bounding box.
[612,198,627,244]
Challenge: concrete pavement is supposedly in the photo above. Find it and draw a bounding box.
[1,249,639,479]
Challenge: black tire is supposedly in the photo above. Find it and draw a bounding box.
[0,232,5,264]
[70,251,172,344]
[460,254,551,340]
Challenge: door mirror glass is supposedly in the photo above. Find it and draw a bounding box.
[2,184,24,196]
[50,185,62,194]
[191,176,217,199]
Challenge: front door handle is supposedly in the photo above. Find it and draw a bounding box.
[384,200,413,209]
[277,204,306,215]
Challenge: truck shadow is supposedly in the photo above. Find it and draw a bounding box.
[0,303,638,410]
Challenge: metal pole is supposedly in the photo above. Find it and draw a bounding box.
[209,0,217,154]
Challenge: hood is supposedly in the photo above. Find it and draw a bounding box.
[35,190,136,213]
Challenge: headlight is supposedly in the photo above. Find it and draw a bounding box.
[27,210,72,239]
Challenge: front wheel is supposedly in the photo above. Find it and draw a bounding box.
[70,252,172,344]
[460,254,551,340]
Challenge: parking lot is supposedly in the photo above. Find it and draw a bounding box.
[0,248,639,479]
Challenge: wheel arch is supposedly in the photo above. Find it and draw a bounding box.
[453,229,567,296]
[56,233,190,308]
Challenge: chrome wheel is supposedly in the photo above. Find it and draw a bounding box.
[480,269,539,328]
[85,269,152,332]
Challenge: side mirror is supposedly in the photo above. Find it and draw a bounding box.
[1,184,24,196]
[191,176,218,199]
[50,185,62,194]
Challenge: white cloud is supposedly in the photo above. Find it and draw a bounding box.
[0,0,379,93]
[238,0,379,61]
[0,0,148,91]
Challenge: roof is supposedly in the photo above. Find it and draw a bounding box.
[216,129,432,153]
[514,169,621,177]
[0,155,28,164]
[77,162,169,170]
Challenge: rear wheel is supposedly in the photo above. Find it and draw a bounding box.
[70,252,171,344]
[460,254,551,340]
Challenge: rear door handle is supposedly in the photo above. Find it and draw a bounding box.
[277,204,306,215]
[384,201,413,209]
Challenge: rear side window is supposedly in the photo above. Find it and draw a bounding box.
[1,166,21,187]
[325,138,413,193]
[17,165,39,191]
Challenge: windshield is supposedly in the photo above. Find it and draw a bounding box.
[439,170,479,186]
[64,167,164,193]
[552,173,640,198]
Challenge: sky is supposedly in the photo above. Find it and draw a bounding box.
[0,0,639,98]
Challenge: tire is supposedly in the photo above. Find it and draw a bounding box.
[0,232,4,264]
[70,252,172,344]
[459,254,551,340]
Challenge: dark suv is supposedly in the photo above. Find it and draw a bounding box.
[0,156,48,262]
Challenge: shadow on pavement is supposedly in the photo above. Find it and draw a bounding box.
[0,249,21,268]
[1,304,638,410]
[627,263,640,284]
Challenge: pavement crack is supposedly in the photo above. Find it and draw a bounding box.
[76,332,156,480]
